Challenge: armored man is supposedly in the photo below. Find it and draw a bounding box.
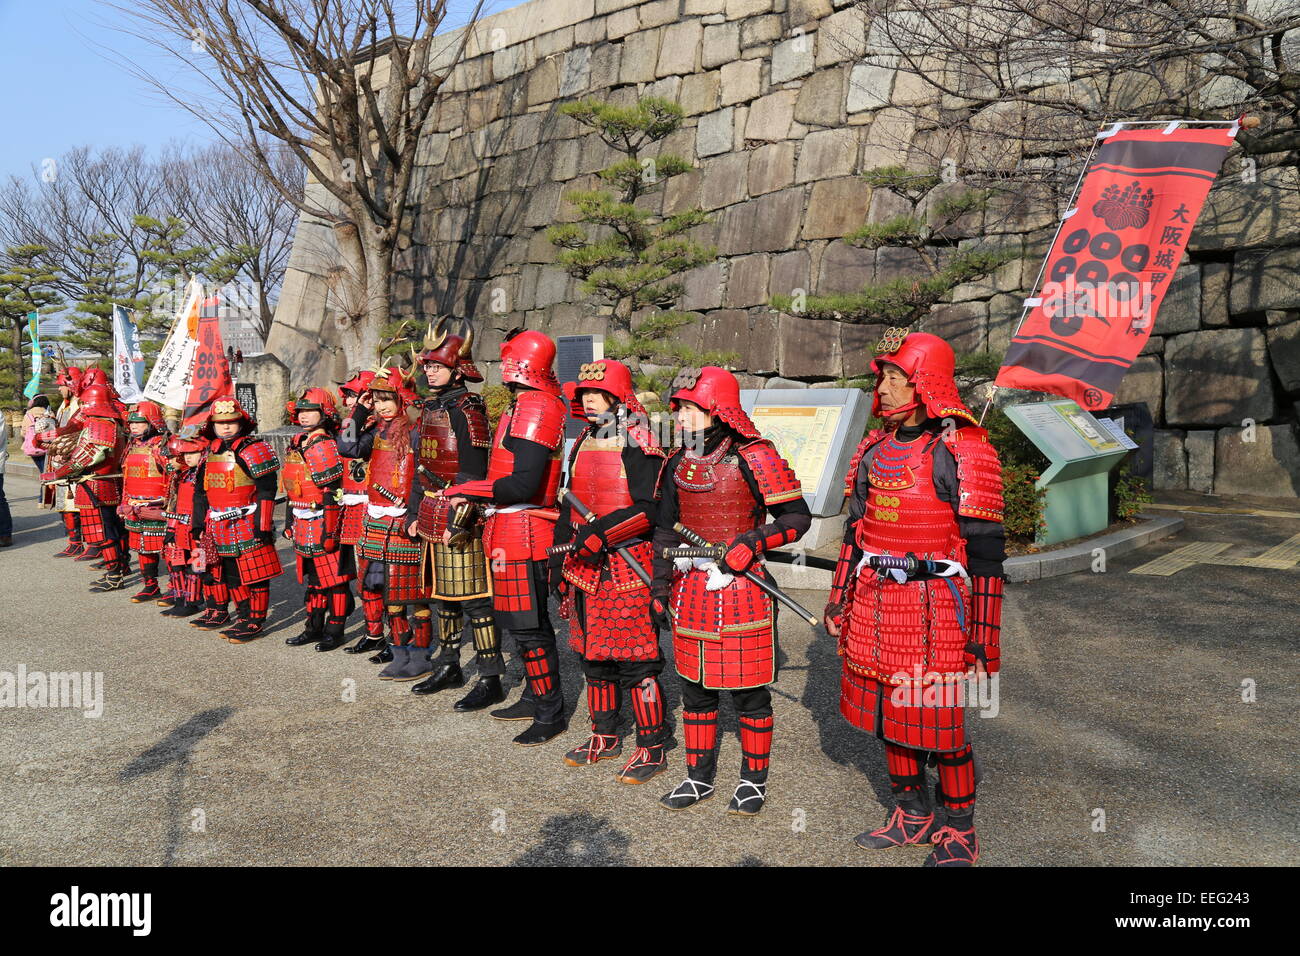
[552,359,669,785]
[439,329,567,746]
[651,366,810,815]
[826,330,1006,867]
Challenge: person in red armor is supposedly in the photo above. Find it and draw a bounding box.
[338,366,432,681]
[825,329,1006,867]
[47,366,85,557]
[404,321,505,710]
[336,370,386,657]
[651,366,811,815]
[159,435,208,618]
[120,401,172,603]
[191,398,283,642]
[41,382,129,591]
[438,328,568,746]
[551,359,670,783]
[282,388,356,652]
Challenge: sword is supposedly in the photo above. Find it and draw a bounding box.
[557,488,654,589]
[672,522,819,628]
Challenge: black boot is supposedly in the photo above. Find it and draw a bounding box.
[344,633,385,654]
[161,601,201,618]
[512,718,567,746]
[727,775,768,816]
[89,569,127,592]
[315,619,349,652]
[854,796,936,850]
[286,607,325,646]
[454,675,506,712]
[411,661,465,695]
[369,642,393,665]
[490,692,536,722]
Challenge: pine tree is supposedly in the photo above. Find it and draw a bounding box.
[0,245,62,409]
[64,232,132,361]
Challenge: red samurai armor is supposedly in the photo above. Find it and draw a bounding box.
[51,385,125,541]
[667,435,803,689]
[283,425,353,589]
[200,429,283,585]
[357,398,424,603]
[337,369,376,545]
[558,366,665,662]
[121,421,170,554]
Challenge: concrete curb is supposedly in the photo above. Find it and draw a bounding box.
[768,513,1185,592]
[1004,514,1185,583]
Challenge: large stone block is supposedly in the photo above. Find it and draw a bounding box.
[640,0,680,28]
[526,55,560,106]
[726,0,773,18]
[1113,354,1164,423]
[1154,262,1200,335]
[794,66,846,127]
[1165,328,1275,427]
[1185,429,1215,493]
[620,28,663,84]
[663,167,702,215]
[846,61,895,112]
[559,46,592,97]
[860,106,915,168]
[702,22,741,69]
[719,187,804,254]
[697,107,734,157]
[682,262,724,310]
[985,292,1021,355]
[1201,261,1231,326]
[1266,320,1300,394]
[802,176,870,240]
[840,322,886,378]
[589,42,622,89]
[778,313,843,378]
[745,90,799,142]
[679,70,721,115]
[748,141,796,195]
[1151,429,1187,491]
[724,253,771,307]
[1191,165,1300,252]
[771,35,815,83]
[242,353,293,428]
[924,300,987,355]
[769,249,811,301]
[740,15,783,47]
[720,58,762,106]
[1214,424,1300,497]
[795,127,858,183]
[699,152,750,210]
[816,8,869,67]
[1229,246,1300,314]
[657,19,703,76]
[816,240,875,294]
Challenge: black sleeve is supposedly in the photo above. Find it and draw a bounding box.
[336,404,374,460]
[452,405,488,483]
[844,446,871,546]
[405,424,424,516]
[191,462,208,530]
[490,435,553,506]
[651,450,683,594]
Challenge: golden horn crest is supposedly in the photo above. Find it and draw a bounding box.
[424,316,448,352]
[458,323,473,359]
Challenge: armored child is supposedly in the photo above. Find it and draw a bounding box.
[120,401,171,604]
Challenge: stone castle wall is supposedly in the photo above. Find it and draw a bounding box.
[266,0,1300,497]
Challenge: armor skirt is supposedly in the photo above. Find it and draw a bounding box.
[669,567,775,690]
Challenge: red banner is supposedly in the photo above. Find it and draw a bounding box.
[995,124,1236,409]
[181,294,234,429]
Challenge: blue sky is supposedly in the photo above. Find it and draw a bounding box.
[0,0,504,184]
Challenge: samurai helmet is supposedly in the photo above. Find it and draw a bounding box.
[669,365,760,439]
[869,328,976,425]
[564,358,647,421]
[338,369,376,406]
[201,397,256,438]
[414,317,483,383]
[78,383,124,421]
[500,328,561,395]
[167,434,207,457]
[55,366,84,391]
[294,387,339,426]
[127,400,166,433]
[367,365,418,412]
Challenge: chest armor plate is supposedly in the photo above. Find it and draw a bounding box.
[485,409,561,507]
[569,433,632,517]
[856,435,963,560]
[368,421,412,506]
[675,440,759,542]
[204,449,256,508]
[417,405,460,485]
[281,447,325,505]
[170,470,197,518]
[124,440,167,498]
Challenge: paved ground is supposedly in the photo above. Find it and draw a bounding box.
[0,475,1295,866]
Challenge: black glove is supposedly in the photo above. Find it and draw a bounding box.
[547,559,565,603]
[650,589,671,632]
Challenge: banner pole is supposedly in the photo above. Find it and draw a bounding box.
[978,124,1109,427]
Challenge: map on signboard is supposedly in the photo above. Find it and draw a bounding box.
[749,404,843,493]
[1011,400,1124,461]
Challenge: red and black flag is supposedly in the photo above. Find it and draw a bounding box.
[181,293,233,429]
[995,122,1237,409]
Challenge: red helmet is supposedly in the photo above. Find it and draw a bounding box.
[201,397,256,438]
[669,366,760,439]
[869,329,975,425]
[56,366,84,390]
[294,387,339,425]
[79,367,109,394]
[416,318,483,383]
[128,400,166,433]
[79,384,124,420]
[338,369,376,406]
[500,328,560,395]
[367,365,418,411]
[167,434,208,457]
[564,359,648,421]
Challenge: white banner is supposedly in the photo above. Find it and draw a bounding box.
[142,280,203,409]
[111,304,146,403]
